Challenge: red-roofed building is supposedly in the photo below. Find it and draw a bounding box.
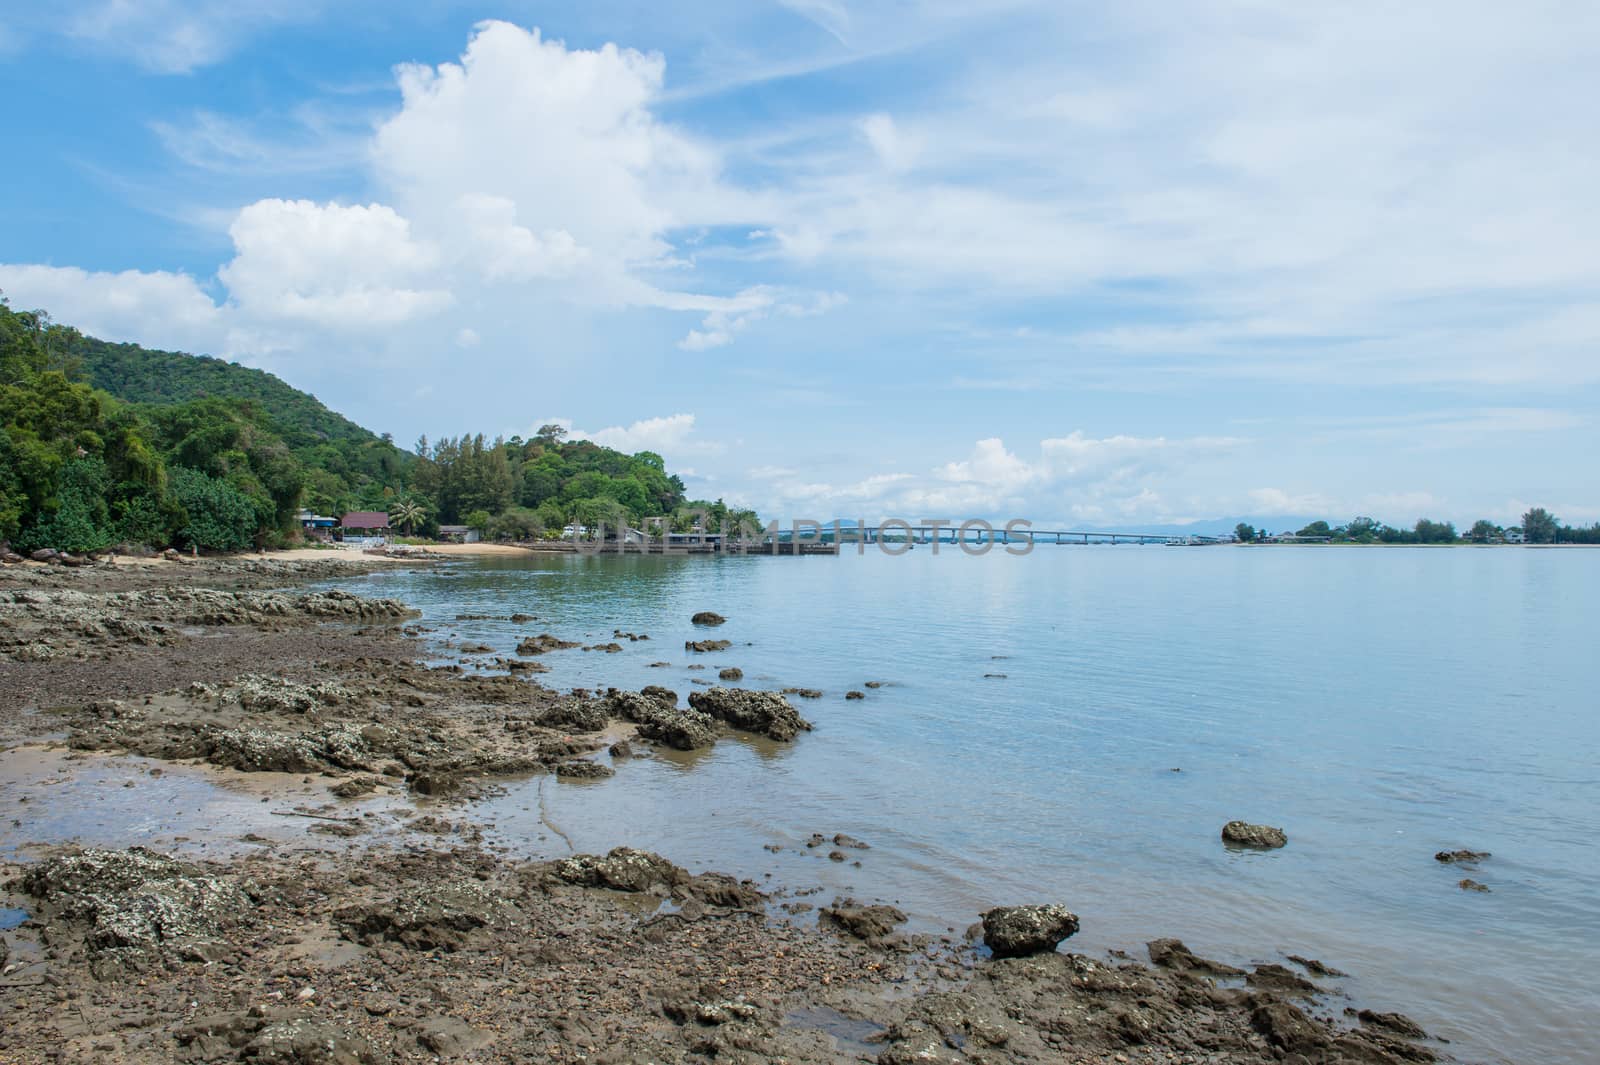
[339,511,391,536]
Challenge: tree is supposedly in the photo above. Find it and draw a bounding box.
[463,509,492,536]
[1414,518,1456,544]
[1468,520,1499,543]
[1344,516,1379,542]
[1235,523,1256,543]
[389,498,426,536]
[533,423,568,445]
[1296,520,1331,538]
[169,467,257,551]
[1521,507,1559,544]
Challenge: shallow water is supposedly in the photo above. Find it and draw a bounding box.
[336,546,1600,1064]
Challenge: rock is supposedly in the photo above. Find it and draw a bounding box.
[245,1019,377,1064]
[685,639,732,652]
[864,681,884,688]
[1459,878,1490,892]
[416,1016,491,1057]
[29,548,57,562]
[822,898,907,941]
[641,685,678,706]
[609,740,634,758]
[605,690,719,751]
[845,690,865,700]
[1357,1010,1428,1039]
[980,904,1080,958]
[781,687,823,699]
[1435,848,1490,864]
[832,833,870,849]
[1146,938,1244,976]
[1221,821,1287,849]
[717,667,744,681]
[1251,1000,1329,1055]
[21,847,255,979]
[536,696,610,732]
[688,688,813,741]
[516,633,580,655]
[554,760,615,779]
[828,850,847,862]
[691,611,727,626]
[336,882,499,952]
[330,777,379,799]
[552,848,688,894]
[1286,954,1348,977]
[1247,963,1318,994]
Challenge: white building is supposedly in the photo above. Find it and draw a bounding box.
[1505,528,1526,544]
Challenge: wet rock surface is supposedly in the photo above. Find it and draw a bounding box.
[1435,849,1490,864]
[1222,820,1289,849]
[981,904,1080,958]
[688,687,813,741]
[690,611,727,626]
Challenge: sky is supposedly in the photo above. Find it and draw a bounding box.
[1,0,1596,530]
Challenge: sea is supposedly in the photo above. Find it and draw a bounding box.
[330,544,1599,1064]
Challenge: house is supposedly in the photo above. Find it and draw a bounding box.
[1504,528,1526,544]
[338,511,391,542]
[296,509,337,541]
[437,524,480,544]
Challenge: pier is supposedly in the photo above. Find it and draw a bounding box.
[578,520,1225,555]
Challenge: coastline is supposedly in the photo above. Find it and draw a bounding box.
[0,558,1459,1064]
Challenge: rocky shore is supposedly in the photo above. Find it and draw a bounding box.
[0,557,1454,1064]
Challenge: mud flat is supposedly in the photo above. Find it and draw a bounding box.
[0,559,1456,1064]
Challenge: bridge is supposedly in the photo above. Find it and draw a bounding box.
[580,520,1226,555]
[774,523,1227,547]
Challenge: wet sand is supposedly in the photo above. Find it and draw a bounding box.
[0,555,1457,1063]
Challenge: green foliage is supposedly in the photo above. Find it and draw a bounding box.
[1234,522,1256,543]
[462,509,492,535]
[1413,518,1456,544]
[0,300,713,552]
[1468,519,1500,543]
[488,506,544,541]
[1296,520,1331,538]
[169,467,258,551]
[1521,507,1559,544]
[19,457,114,553]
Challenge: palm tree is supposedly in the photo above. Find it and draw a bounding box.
[389,499,426,537]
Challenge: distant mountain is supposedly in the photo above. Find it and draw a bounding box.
[66,332,383,451]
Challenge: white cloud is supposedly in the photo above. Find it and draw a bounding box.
[561,413,726,459]
[746,431,1243,522]
[63,0,322,74]
[0,263,222,354]
[218,199,452,328]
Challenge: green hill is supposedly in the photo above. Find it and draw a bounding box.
[66,333,379,452]
[2,299,747,553]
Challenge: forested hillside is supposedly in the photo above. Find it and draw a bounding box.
[67,331,378,451]
[0,299,747,553]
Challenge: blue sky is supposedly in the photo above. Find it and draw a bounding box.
[2,1,1596,529]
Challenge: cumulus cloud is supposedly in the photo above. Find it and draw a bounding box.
[218,199,452,328]
[560,413,726,460]
[0,263,221,353]
[746,431,1243,523]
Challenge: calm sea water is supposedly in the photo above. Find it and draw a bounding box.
[337,546,1600,1064]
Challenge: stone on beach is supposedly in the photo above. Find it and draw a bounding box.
[980,904,1080,958]
[691,611,727,626]
[1221,821,1288,849]
[688,687,813,741]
